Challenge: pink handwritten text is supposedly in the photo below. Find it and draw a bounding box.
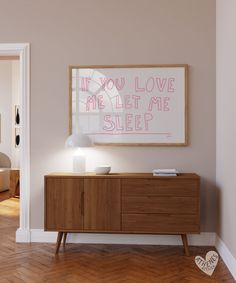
[102,113,153,132]
[86,95,105,111]
[135,77,175,93]
[148,97,170,111]
[99,77,125,91]
[115,95,141,110]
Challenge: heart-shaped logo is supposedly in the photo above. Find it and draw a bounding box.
[195,251,219,276]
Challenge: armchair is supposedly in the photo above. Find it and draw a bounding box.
[0,152,11,192]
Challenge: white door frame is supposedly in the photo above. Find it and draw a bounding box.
[0,43,30,242]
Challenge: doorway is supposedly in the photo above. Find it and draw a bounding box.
[0,44,30,242]
[0,56,20,200]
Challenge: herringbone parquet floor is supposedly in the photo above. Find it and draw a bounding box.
[0,194,234,283]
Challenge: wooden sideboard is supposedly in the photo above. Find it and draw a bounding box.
[44,173,200,255]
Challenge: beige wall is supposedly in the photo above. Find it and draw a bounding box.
[0,0,216,231]
[216,0,236,257]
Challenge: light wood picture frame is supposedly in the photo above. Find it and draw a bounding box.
[69,64,188,146]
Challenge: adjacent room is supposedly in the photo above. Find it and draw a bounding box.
[0,0,235,282]
[0,57,20,201]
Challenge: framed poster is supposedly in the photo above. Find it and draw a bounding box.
[69,64,188,146]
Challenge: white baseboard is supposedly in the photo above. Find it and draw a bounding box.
[16,228,31,242]
[27,229,216,246]
[215,235,236,280]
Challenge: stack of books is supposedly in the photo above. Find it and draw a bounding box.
[152,169,178,176]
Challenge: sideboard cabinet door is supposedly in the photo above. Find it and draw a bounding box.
[45,178,84,231]
[84,179,121,231]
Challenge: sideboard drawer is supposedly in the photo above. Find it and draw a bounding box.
[122,179,199,197]
[122,196,198,214]
[122,214,199,233]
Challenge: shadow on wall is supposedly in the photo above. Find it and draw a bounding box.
[200,177,218,232]
[216,184,221,236]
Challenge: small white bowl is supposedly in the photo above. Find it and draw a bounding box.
[95,165,111,175]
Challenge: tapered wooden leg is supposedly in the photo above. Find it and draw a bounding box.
[63,232,67,247]
[55,232,63,254]
[181,234,190,256]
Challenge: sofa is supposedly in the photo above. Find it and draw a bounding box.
[0,152,11,192]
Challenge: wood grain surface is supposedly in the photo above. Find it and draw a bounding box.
[0,196,234,282]
[84,178,121,231]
